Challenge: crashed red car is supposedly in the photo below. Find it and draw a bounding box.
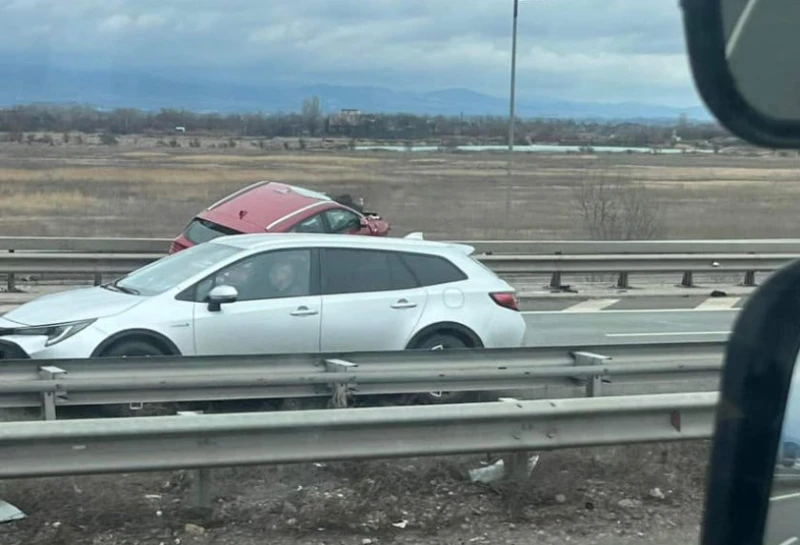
[169,181,390,254]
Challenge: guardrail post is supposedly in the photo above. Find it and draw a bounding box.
[616,272,630,289]
[497,397,530,482]
[548,252,562,290]
[743,270,756,287]
[38,365,67,421]
[93,272,102,286]
[178,411,214,513]
[572,352,610,397]
[681,272,694,288]
[324,358,357,408]
[6,249,14,292]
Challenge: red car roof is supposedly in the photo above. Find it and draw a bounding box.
[198,181,333,231]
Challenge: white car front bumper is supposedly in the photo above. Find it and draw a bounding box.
[0,321,108,360]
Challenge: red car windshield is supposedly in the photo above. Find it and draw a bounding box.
[183,218,241,245]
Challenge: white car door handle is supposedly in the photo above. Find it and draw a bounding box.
[391,299,418,309]
[291,306,319,317]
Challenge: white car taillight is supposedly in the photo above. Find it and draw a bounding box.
[490,292,519,311]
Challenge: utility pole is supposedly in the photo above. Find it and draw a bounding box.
[505,0,520,223]
[508,0,519,154]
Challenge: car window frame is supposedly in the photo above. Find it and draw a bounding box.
[176,247,321,303]
[320,247,420,296]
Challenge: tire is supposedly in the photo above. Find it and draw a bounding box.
[98,339,174,417]
[413,333,471,405]
[416,333,468,351]
[102,339,167,358]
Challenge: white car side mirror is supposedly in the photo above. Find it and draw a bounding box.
[208,285,238,312]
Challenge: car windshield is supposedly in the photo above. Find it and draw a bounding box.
[114,242,239,296]
[183,218,241,245]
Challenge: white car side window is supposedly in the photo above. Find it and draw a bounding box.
[195,249,313,302]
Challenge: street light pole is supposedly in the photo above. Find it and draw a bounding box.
[508,0,519,154]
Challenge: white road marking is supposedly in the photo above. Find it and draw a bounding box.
[694,297,741,311]
[771,491,800,502]
[605,331,730,338]
[778,537,798,545]
[561,298,620,313]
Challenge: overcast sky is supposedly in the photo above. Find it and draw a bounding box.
[0,0,701,107]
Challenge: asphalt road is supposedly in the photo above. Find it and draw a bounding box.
[522,309,736,346]
[766,489,800,545]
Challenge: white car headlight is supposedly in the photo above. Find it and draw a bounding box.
[11,319,96,346]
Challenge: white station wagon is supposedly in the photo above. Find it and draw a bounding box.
[0,233,526,361]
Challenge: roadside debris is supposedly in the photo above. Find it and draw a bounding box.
[649,487,666,500]
[0,499,25,523]
[468,454,540,483]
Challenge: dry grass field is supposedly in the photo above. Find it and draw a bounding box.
[1,139,800,240]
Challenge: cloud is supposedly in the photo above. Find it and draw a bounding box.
[98,12,166,33]
[0,0,702,107]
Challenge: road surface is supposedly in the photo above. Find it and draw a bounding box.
[522,308,735,346]
[766,488,800,545]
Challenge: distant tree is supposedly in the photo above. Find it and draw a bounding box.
[572,169,665,241]
[301,95,323,136]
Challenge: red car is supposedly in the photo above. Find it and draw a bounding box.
[170,181,390,253]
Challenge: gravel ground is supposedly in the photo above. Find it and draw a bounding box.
[0,441,708,545]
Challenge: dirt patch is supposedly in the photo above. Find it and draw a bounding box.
[0,441,708,545]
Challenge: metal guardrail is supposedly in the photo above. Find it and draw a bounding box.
[0,341,724,420]
[0,392,718,479]
[3,236,800,254]
[1,236,797,289]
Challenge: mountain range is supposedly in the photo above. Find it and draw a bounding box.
[0,63,712,121]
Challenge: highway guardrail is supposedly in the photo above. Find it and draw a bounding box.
[0,341,724,420]
[0,391,718,479]
[1,236,797,289]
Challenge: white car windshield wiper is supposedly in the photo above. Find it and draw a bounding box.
[102,281,140,296]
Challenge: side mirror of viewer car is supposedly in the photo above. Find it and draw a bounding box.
[681,0,800,147]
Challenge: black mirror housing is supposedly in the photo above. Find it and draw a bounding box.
[681,0,800,148]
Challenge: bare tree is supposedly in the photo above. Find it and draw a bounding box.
[572,169,665,240]
[301,95,322,136]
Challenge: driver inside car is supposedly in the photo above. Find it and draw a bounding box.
[266,253,309,298]
[210,250,310,301]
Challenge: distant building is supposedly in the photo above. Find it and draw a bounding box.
[327,109,362,128]
[326,109,377,136]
